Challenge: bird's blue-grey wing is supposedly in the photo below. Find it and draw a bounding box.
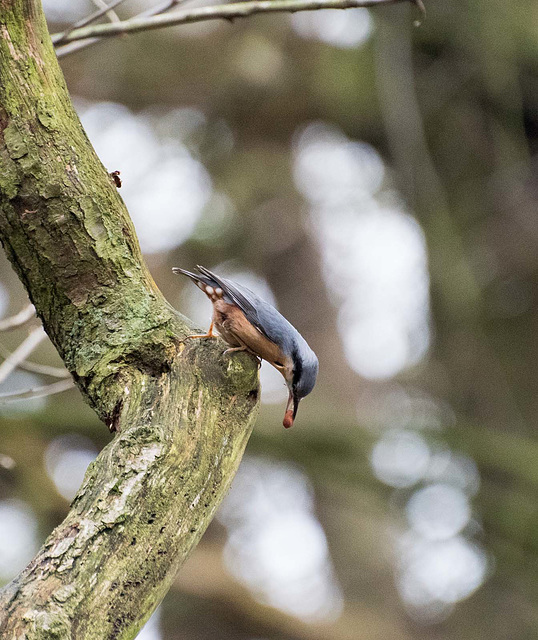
[197,267,305,354]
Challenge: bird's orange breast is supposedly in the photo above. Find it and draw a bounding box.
[213,300,289,367]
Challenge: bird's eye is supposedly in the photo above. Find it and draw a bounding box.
[274,361,284,367]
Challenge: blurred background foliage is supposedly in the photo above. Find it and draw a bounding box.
[2,0,538,637]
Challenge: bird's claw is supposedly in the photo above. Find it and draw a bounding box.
[223,346,247,355]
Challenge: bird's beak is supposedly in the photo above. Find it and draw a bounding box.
[283,388,300,429]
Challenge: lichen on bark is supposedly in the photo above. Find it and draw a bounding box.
[0,1,260,637]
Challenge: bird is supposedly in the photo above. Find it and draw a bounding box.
[173,265,318,429]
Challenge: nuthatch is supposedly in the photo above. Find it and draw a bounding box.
[173,265,318,428]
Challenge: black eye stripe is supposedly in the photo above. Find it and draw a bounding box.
[274,361,284,367]
[292,347,302,386]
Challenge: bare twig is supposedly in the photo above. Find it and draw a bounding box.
[138,0,189,18]
[56,37,102,58]
[54,0,415,49]
[91,0,122,24]
[0,326,47,384]
[54,0,189,59]
[0,379,74,403]
[52,0,130,46]
[0,304,35,332]
[0,341,70,379]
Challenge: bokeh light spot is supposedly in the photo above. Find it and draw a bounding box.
[291,9,373,49]
[77,101,212,255]
[45,434,98,502]
[293,122,430,380]
[371,430,430,488]
[0,501,39,581]
[406,484,471,541]
[218,457,343,622]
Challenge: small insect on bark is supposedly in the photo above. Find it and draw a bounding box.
[110,170,122,188]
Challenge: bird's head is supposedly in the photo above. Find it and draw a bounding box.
[281,343,318,429]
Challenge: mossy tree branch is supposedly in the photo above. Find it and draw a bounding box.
[0,1,259,637]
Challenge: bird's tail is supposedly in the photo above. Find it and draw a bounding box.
[172,266,219,289]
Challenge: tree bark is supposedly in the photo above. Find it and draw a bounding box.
[0,1,259,638]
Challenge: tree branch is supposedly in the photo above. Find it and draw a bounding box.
[53,0,418,47]
[0,0,258,637]
[0,0,419,634]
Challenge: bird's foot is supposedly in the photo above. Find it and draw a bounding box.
[223,346,248,355]
[185,321,216,340]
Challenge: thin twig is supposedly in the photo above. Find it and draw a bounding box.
[91,0,122,24]
[0,342,70,378]
[55,0,192,58]
[52,0,130,46]
[0,379,74,403]
[138,0,188,18]
[0,305,35,332]
[0,327,47,384]
[56,38,102,58]
[54,0,414,48]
